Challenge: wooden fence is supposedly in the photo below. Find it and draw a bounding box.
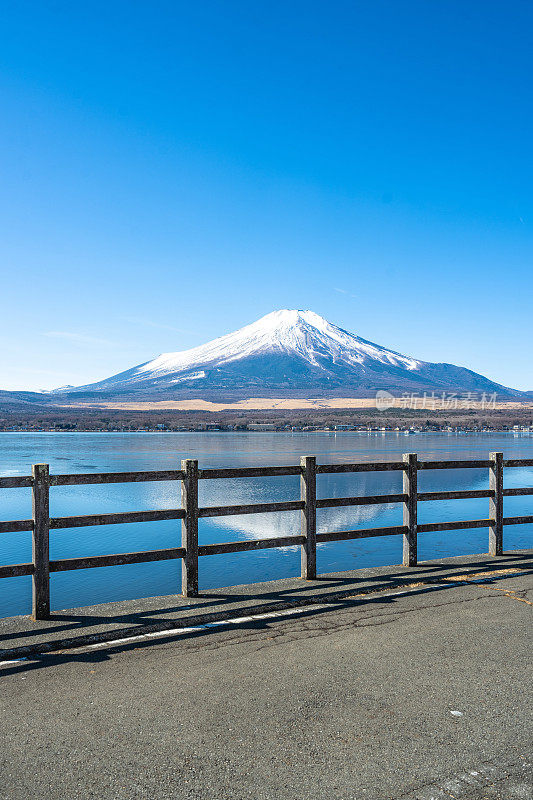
[1,452,532,619]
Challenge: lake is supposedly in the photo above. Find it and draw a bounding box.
[1,431,532,617]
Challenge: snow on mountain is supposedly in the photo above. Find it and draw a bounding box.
[134,310,421,378]
[54,309,520,400]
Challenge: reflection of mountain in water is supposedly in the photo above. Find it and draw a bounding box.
[207,472,399,543]
[210,504,397,545]
[139,465,494,544]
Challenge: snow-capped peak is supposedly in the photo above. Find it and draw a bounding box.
[132,309,421,380]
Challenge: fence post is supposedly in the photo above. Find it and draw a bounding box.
[300,456,317,580]
[32,463,50,619]
[181,459,199,597]
[489,451,503,556]
[402,453,417,566]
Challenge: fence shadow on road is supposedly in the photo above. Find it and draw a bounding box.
[1,553,531,648]
[1,553,531,678]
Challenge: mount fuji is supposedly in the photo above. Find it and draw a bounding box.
[49,309,520,401]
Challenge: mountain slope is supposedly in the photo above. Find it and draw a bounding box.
[51,309,521,401]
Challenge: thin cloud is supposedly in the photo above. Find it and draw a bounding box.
[121,316,194,335]
[43,331,115,346]
[8,366,86,378]
[334,287,357,299]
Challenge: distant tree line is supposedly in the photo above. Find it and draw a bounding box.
[1,405,533,432]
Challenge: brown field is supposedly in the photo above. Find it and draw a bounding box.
[58,397,533,412]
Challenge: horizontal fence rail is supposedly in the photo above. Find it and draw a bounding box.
[51,470,185,486]
[0,452,532,619]
[49,509,185,529]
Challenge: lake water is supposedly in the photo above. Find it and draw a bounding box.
[1,431,532,617]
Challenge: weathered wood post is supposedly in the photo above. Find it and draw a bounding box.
[403,453,417,566]
[32,463,50,619]
[300,456,317,580]
[181,459,199,596]
[489,451,503,556]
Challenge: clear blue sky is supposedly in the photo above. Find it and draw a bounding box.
[1,1,532,391]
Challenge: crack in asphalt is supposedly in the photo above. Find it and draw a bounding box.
[441,569,533,606]
[485,585,533,605]
[92,571,531,663]
[152,586,499,658]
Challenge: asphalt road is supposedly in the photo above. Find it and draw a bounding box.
[1,574,531,800]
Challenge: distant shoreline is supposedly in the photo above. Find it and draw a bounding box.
[1,428,532,435]
[2,397,532,434]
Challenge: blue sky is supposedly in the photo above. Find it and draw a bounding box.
[1,1,532,391]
